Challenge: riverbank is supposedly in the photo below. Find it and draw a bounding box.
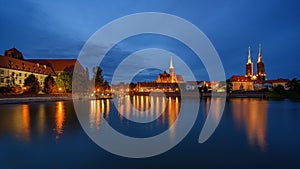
[0,90,299,104]
[132,91,266,98]
[0,94,73,104]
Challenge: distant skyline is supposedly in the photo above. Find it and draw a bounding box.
[1,0,299,81]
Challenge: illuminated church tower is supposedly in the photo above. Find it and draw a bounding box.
[156,55,183,83]
[245,47,253,78]
[169,56,176,83]
[256,44,266,81]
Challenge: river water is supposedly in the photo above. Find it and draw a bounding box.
[0,96,299,169]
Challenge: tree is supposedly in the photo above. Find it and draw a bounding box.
[226,79,233,92]
[129,82,136,91]
[56,72,73,93]
[91,66,110,93]
[23,74,41,93]
[287,78,300,91]
[92,66,104,90]
[72,71,90,93]
[199,85,208,93]
[43,75,56,94]
[274,84,285,93]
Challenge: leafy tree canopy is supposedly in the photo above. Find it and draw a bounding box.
[43,75,56,94]
[23,74,41,93]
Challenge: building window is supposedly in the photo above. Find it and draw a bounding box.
[19,73,22,76]
[0,70,4,74]
[8,60,13,68]
[25,74,27,77]
[0,78,4,83]
[19,80,22,84]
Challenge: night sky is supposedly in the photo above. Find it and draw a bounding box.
[0,0,299,82]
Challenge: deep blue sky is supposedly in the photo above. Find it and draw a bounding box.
[0,0,299,81]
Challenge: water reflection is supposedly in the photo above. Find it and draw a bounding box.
[201,97,224,122]
[115,95,173,124]
[21,104,31,141]
[87,96,181,139]
[116,96,179,125]
[231,99,268,150]
[167,97,179,140]
[36,104,46,137]
[89,100,111,130]
[55,102,65,139]
[0,104,31,142]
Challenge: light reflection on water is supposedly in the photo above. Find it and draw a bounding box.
[89,99,108,131]
[0,104,31,142]
[0,97,300,168]
[55,101,65,139]
[0,97,270,148]
[231,99,268,150]
[88,96,180,140]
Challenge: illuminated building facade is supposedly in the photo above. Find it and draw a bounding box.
[156,56,184,83]
[245,47,254,78]
[256,44,266,81]
[136,56,183,92]
[0,48,84,88]
[230,45,267,91]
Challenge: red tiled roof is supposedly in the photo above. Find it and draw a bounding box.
[29,59,85,74]
[4,47,23,55]
[230,75,252,82]
[0,55,56,76]
[265,78,289,83]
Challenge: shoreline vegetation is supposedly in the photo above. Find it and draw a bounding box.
[0,90,299,104]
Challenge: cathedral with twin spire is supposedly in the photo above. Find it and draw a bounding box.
[230,45,267,91]
[245,44,266,82]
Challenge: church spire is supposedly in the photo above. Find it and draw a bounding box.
[247,46,252,64]
[258,44,262,63]
[170,55,174,69]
